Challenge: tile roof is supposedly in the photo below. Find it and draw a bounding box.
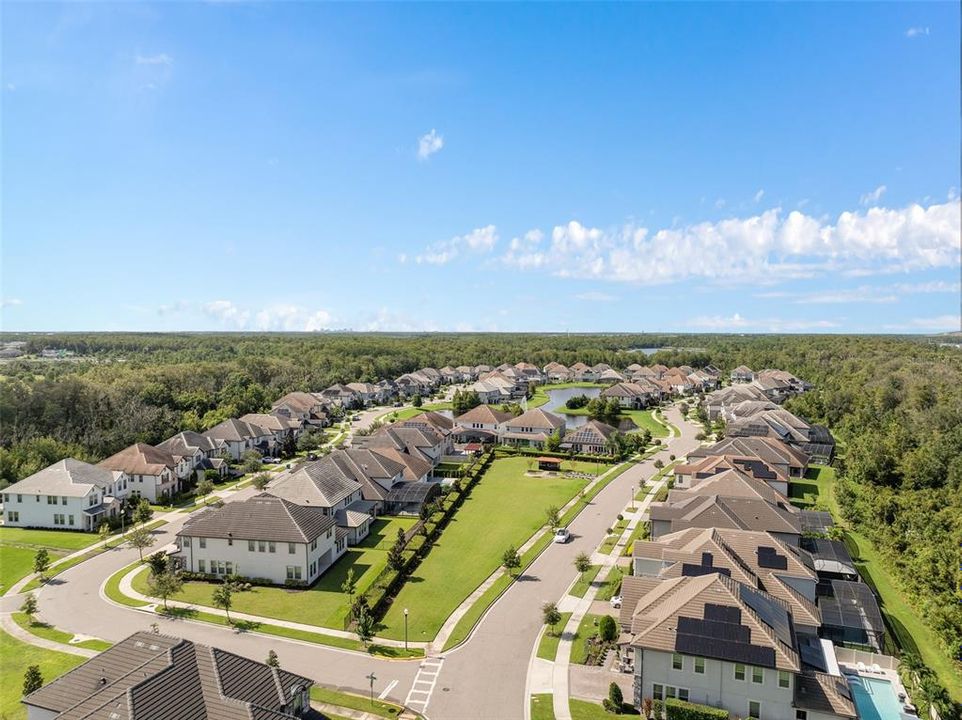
[650,494,802,536]
[23,631,313,720]
[179,493,336,543]
[561,419,617,447]
[4,458,123,498]
[454,405,513,425]
[271,391,322,414]
[98,443,175,477]
[203,418,269,443]
[157,431,219,458]
[667,468,788,505]
[502,407,565,431]
[795,672,857,718]
[269,458,363,508]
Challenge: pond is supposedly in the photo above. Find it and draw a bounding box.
[542,386,600,428]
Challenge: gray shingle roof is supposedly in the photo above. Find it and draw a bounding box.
[179,493,336,543]
[3,458,122,498]
[269,457,363,508]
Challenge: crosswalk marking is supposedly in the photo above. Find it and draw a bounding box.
[404,657,444,713]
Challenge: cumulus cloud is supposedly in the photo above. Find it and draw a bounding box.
[417,129,444,160]
[499,199,960,285]
[202,300,332,331]
[905,26,930,38]
[860,185,886,205]
[416,225,498,265]
[135,53,173,66]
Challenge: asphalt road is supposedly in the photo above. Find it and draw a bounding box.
[425,406,701,720]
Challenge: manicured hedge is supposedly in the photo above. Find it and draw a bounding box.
[664,698,730,720]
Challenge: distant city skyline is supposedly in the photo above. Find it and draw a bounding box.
[1,2,959,334]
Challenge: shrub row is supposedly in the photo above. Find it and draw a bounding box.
[664,698,730,720]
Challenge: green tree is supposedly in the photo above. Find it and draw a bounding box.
[545,430,562,452]
[212,580,237,623]
[387,528,407,572]
[545,505,560,528]
[147,569,183,611]
[266,649,280,668]
[542,602,562,636]
[242,449,262,474]
[20,593,38,623]
[23,665,43,695]
[355,607,375,646]
[33,547,50,581]
[98,521,111,549]
[252,473,271,490]
[604,682,624,714]
[127,524,155,562]
[134,497,154,525]
[341,568,357,598]
[598,614,617,642]
[502,545,521,577]
[574,552,592,581]
[196,478,215,504]
[411,394,423,408]
[147,551,169,577]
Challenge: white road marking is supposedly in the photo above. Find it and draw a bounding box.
[378,679,398,700]
[404,657,445,712]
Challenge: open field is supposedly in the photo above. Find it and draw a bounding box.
[378,457,595,640]
[0,527,105,593]
[132,516,417,630]
[0,628,86,720]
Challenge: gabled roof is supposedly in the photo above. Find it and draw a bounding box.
[157,431,219,458]
[203,418,269,443]
[271,391,322,414]
[502,407,565,431]
[689,437,809,471]
[562,419,617,446]
[454,405,513,425]
[239,413,299,433]
[402,411,454,433]
[269,458,363,508]
[4,458,122,498]
[795,672,857,718]
[23,631,313,719]
[667,468,788,505]
[180,493,336,543]
[650,494,802,536]
[370,447,434,481]
[99,443,175,477]
[621,573,800,672]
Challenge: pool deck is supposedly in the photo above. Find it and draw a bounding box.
[838,662,917,717]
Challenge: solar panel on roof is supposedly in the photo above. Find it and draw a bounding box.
[704,603,742,624]
[757,546,789,570]
[675,634,776,668]
[739,584,794,647]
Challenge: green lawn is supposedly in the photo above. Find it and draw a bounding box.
[132,516,416,630]
[11,613,112,652]
[570,613,603,664]
[1,628,86,720]
[570,565,602,598]
[788,464,837,512]
[599,518,628,554]
[531,694,557,720]
[537,613,572,660]
[570,698,638,719]
[596,566,624,601]
[379,457,592,641]
[310,686,406,718]
[0,526,106,593]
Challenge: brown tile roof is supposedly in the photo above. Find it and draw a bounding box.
[561,419,617,447]
[179,493,336,544]
[454,404,513,425]
[401,411,454,433]
[667,468,788,505]
[795,671,857,718]
[23,631,312,719]
[502,407,565,431]
[98,443,175,477]
[650,494,802,536]
[271,391,322,414]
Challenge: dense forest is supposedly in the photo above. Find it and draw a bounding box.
[1,331,961,707]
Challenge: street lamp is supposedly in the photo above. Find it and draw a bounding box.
[366,672,377,707]
[404,608,409,651]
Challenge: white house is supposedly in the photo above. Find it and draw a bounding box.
[176,493,344,586]
[203,418,269,461]
[453,404,513,443]
[98,443,178,503]
[2,459,128,531]
[500,408,566,448]
[156,431,227,483]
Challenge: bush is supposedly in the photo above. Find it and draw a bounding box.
[663,698,729,720]
[599,614,617,642]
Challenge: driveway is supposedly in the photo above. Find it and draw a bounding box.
[425,406,701,720]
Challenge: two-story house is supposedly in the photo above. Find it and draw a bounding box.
[453,404,513,443]
[156,430,227,483]
[500,408,565,448]
[2,458,128,531]
[203,418,269,461]
[98,443,178,503]
[176,493,342,586]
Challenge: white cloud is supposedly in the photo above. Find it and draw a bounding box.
[885,315,961,331]
[753,189,765,203]
[362,307,441,332]
[135,53,173,66]
[905,26,930,38]
[714,198,726,209]
[416,225,498,265]
[792,288,898,305]
[202,300,332,331]
[892,280,961,294]
[860,184,886,205]
[686,313,751,330]
[574,291,616,302]
[417,129,444,160]
[500,199,961,285]
[685,313,840,332]
[1,298,23,308]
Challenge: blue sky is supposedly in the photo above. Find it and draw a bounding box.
[2,2,959,334]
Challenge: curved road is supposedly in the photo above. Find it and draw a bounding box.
[27,405,699,718]
[426,406,701,720]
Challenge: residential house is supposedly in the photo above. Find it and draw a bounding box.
[240,413,300,453]
[648,493,803,546]
[731,365,755,383]
[663,370,696,395]
[417,367,443,388]
[396,372,433,398]
[569,362,594,381]
[439,366,461,384]
[500,408,566,448]
[453,404,513,443]
[21,632,314,720]
[375,379,398,404]
[98,443,178,503]
[625,363,645,374]
[203,418,271,461]
[631,527,821,634]
[2,459,128,531]
[619,573,855,720]
[602,381,651,409]
[271,391,330,428]
[401,410,455,440]
[649,364,669,378]
[560,419,618,454]
[688,437,810,480]
[177,493,342,585]
[470,374,518,404]
[591,362,612,378]
[724,403,836,463]
[327,448,439,514]
[269,457,372,545]
[673,454,790,497]
[514,361,544,383]
[355,425,450,468]
[544,362,572,382]
[702,385,769,420]
[346,382,380,406]
[318,383,361,407]
[599,368,627,384]
[456,365,478,381]
[156,430,227,483]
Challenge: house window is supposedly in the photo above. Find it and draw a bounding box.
[7,511,19,522]
[694,657,705,674]
[288,543,296,554]
[795,711,808,720]
[268,542,276,553]
[198,559,206,573]
[778,671,791,689]
[47,495,57,504]
[734,664,746,681]
[225,561,233,575]
[259,541,266,552]
[2,494,7,503]
[677,689,689,702]
[748,701,761,719]
[752,667,764,684]
[227,537,233,546]
[671,653,683,670]
[652,684,663,701]
[665,687,676,699]
[199,538,206,549]
[248,540,255,552]
[286,566,302,580]
[182,537,191,547]
[62,496,67,505]
[17,494,22,503]
[310,539,317,551]
[68,515,74,526]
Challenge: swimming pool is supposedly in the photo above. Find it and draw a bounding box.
[848,676,910,720]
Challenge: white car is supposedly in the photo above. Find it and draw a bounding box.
[610,595,623,609]
[553,527,571,544]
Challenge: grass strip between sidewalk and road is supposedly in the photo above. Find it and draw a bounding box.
[569,566,602,598]
[536,613,572,661]
[310,686,408,719]
[530,693,557,720]
[11,613,112,652]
